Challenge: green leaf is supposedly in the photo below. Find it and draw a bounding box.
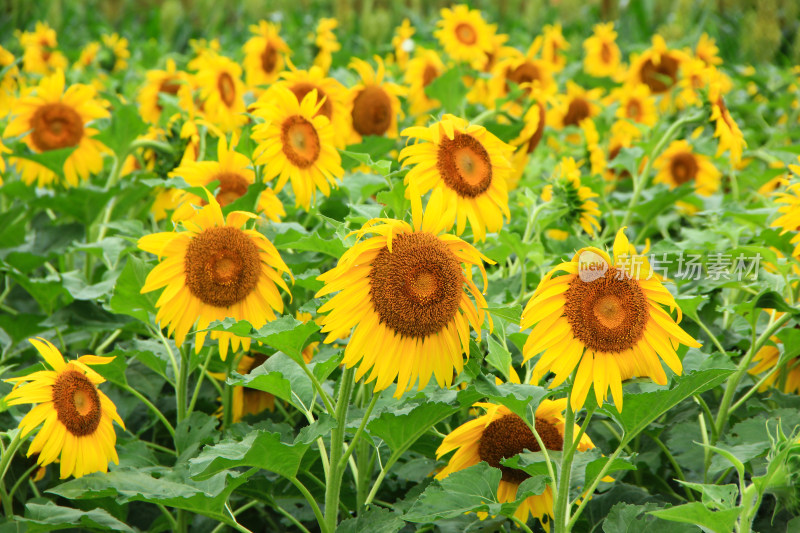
[272,227,346,258]
[206,316,320,362]
[336,508,404,533]
[486,305,523,325]
[472,374,550,424]
[753,290,799,316]
[375,178,407,219]
[19,501,135,532]
[424,66,467,114]
[174,411,219,461]
[676,481,739,511]
[649,502,742,533]
[603,502,699,533]
[189,430,309,480]
[485,336,512,380]
[9,142,76,177]
[108,256,157,323]
[227,352,313,411]
[584,456,637,492]
[95,95,148,158]
[340,149,392,176]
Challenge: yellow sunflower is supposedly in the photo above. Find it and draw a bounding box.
[190,53,248,133]
[627,35,688,106]
[607,84,657,126]
[653,140,720,196]
[138,194,293,360]
[243,21,289,90]
[168,135,284,223]
[434,4,495,69]
[436,397,595,528]
[544,158,601,236]
[399,114,513,242]
[347,56,405,143]
[3,70,109,188]
[509,95,549,190]
[749,336,800,394]
[315,188,493,397]
[709,73,746,166]
[771,182,800,258]
[488,40,556,112]
[521,228,701,411]
[0,140,10,186]
[4,338,124,479]
[405,48,446,118]
[100,33,130,72]
[695,33,722,66]
[311,18,340,74]
[541,23,569,72]
[604,120,642,184]
[137,59,194,124]
[258,64,349,149]
[76,42,101,70]
[18,22,68,74]
[582,22,621,78]
[0,44,20,118]
[581,119,607,178]
[252,85,343,210]
[675,58,715,108]
[229,353,276,421]
[391,18,415,70]
[550,82,603,131]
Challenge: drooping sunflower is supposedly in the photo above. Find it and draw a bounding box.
[405,48,446,118]
[3,70,109,187]
[18,22,68,74]
[399,114,513,242]
[311,18,340,74]
[608,84,657,126]
[434,4,495,69]
[541,23,569,72]
[315,188,493,397]
[4,338,124,479]
[436,398,595,528]
[138,194,292,360]
[604,120,642,185]
[653,140,720,196]
[543,158,601,236]
[137,59,194,124]
[347,56,405,143]
[521,228,701,411]
[550,82,603,131]
[581,119,607,178]
[391,18,415,70]
[509,94,549,190]
[582,22,622,78]
[168,135,284,223]
[749,336,800,394]
[243,21,289,90]
[771,182,800,258]
[709,73,746,166]
[190,53,248,133]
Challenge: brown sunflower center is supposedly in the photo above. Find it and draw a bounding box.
[527,102,547,154]
[351,85,392,136]
[218,72,236,107]
[436,132,493,198]
[625,99,642,121]
[563,97,591,127]
[261,43,278,74]
[212,172,250,206]
[639,54,679,93]
[670,152,699,184]
[600,42,613,64]
[291,82,333,120]
[52,369,102,437]
[455,23,477,45]
[478,414,563,484]
[30,103,84,152]
[422,64,439,88]
[564,267,649,353]
[507,62,541,95]
[369,232,463,338]
[280,115,321,168]
[184,226,261,308]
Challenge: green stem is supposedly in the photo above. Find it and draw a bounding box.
[553,396,576,533]
[691,314,727,356]
[7,462,40,504]
[338,392,380,472]
[94,329,121,355]
[187,347,215,416]
[298,360,336,416]
[0,430,22,517]
[567,445,625,530]
[729,366,781,414]
[646,432,695,501]
[176,346,189,424]
[510,515,535,533]
[290,476,328,533]
[324,367,355,531]
[120,384,176,439]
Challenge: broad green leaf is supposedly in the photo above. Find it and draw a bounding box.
[108,256,157,323]
[206,316,320,362]
[485,336,512,381]
[60,270,118,301]
[340,149,392,176]
[676,481,738,511]
[9,142,76,177]
[19,501,134,532]
[472,374,550,425]
[272,226,347,257]
[584,455,637,492]
[336,508,404,533]
[486,305,523,325]
[95,96,148,158]
[649,502,742,533]
[603,502,699,533]
[174,411,219,461]
[227,352,313,411]
[424,66,467,114]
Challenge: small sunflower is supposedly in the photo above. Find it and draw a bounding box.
[541,23,569,72]
[169,135,284,223]
[581,119,607,178]
[391,18,415,70]
[100,33,130,72]
[771,182,800,258]
[137,59,194,124]
[3,70,109,187]
[434,4,495,69]
[653,140,720,196]
[138,194,292,360]
[18,22,68,74]
[521,228,701,411]
[347,56,405,143]
[627,35,688,101]
[608,84,657,126]
[399,114,513,241]
[436,398,595,528]
[544,158,601,236]
[509,95,549,190]
[252,85,343,210]
[243,21,289,90]
[311,18,340,74]
[604,120,642,184]
[695,33,722,66]
[675,58,715,108]
[488,40,556,112]
[405,48,446,117]
[4,338,124,479]
[749,336,800,394]
[709,73,746,166]
[582,22,621,78]
[0,45,20,118]
[550,82,603,131]
[76,42,101,70]
[315,189,493,397]
[190,53,248,133]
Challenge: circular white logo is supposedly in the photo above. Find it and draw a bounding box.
[578,250,609,282]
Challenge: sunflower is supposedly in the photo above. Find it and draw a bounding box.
[749,336,800,394]
[581,119,607,178]
[550,82,603,132]
[3,70,109,188]
[243,21,289,91]
[434,4,495,69]
[347,56,405,143]
[0,45,20,118]
[18,22,68,74]
[695,33,722,66]
[607,84,657,126]
[653,140,720,196]
[230,353,276,421]
[544,158,601,236]
[771,182,800,258]
[190,53,248,133]
[604,120,642,184]
[675,58,715,108]
[583,22,621,78]
[399,114,513,241]
[138,193,292,360]
[4,338,124,479]
[76,42,100,70]
[542,23,569,72]
[391,18,415,70]
[137,59,194,124]
[509,95,549,190]
[405,48,446,117]
[758,176,790,197]
[315,188,492,397]
[311,18,340,74]
[297,311,319,364]
[436,398,595,527]
[0,140,11,185]
[521,228,701,411]
[488,41,556,112]
[168,135,284,223]
[709,73,746,166]
[100,33,130,72]
[627,35,688,104]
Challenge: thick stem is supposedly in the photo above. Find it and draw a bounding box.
[324,367,356,531]
[553,396,576,533]
[0,431,23,517]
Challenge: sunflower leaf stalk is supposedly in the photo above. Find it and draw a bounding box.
[0,429,23,516]
[323,366,356,532]
[552,396,576,533]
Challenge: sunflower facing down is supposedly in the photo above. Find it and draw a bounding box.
[771,182,800,258]
[252,85,344,210]
[653,140,721,196]
[436,398,596,528]
[138,193,292,360]
[508,94,550,189]
[399,114,513,241]
[521,228,701,412]
[243,21,289,90]
[347,56,405,143]
[4,338,124,479]
[315,188,493,397]
[434,4,495,69]
[582,22,622,78]
[3,70,109,187]
[709,73,746,165]
[749,336,800,395]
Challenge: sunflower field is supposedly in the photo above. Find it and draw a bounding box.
[2,0,800,531]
